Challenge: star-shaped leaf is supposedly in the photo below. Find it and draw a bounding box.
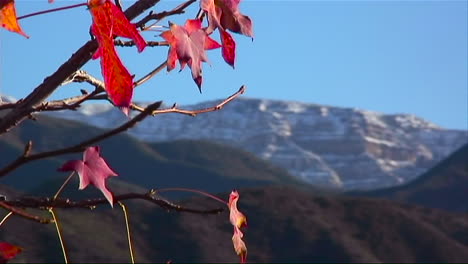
[0,0,28,38]
[161,19,221,90]
[59,146,118,206]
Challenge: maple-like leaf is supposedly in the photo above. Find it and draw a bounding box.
[220,30,236,67]
[89,0,146,112]
[201,0,253,38]
[161,19,221,90]
[0,0,28,38]
[0,242,22,263]
[228,190,247,263]
[59,146,118,206]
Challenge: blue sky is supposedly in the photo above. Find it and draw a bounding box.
[1,0,467,130]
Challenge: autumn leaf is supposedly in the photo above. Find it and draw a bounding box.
[161,19,221,90]
[89,0,146,112]
[0,242,22,263]
[220,30,236,67]
[59,146,118,206]
[201,0,253,38]
[232,229,247,264]
[0,0,28,38]
[228,190,247,263]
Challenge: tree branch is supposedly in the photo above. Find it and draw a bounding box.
[132,85,246,117]
[3,191,223,217]
[115,39,168,48]
[0,0,162,134]
[0,101,162,178]
[0,201,53,224]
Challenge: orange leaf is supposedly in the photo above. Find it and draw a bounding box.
[0,242,22,263]
[89,0,146,112]
[228,190,248,263]
[0,0,28,38]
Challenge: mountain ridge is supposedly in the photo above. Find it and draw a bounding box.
[42,97,467,190]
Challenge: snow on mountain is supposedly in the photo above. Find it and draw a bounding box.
[0,94,16,103]
[45,97,467,190]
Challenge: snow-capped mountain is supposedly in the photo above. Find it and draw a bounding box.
[45,97,467,190]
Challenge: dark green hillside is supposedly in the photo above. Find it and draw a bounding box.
[353,142,468,212]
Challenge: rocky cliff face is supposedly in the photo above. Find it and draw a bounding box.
[45,97,467,190]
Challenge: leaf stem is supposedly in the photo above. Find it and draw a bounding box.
[50,209,69,264]
[54,172,75,200]
[156,188,227,205]
[18,3,88,20]
[0,212,13,227]
[119,202,135,264]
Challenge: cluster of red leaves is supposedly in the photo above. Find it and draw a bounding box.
[88,0,146,114]
[0,0,28,38]
[0,242,21,263]
[161,0,253,90]
[59,146,118,206]
[3,2,253,262]
[228,190,248,263]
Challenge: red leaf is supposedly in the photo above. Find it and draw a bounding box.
[89,0,146,111]
[228,190,247,263]
[161,19,221,90]
[59,146,118,206]
[0,242,22,263]
[0,0,28,38]
[201,0,253,37]
[220,30,236,68]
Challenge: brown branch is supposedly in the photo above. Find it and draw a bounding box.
[61,70,105,92]
[136,0,197,30]
[115,39,168,48]
[0,102,17,111]
[4,192,224,214]
[0,201,53,224]
[0,101,162,178]
[134,61,168,88]
[0,0,162,135]
[131,85,246,117]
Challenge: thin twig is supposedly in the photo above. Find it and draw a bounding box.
[0,201,53,224]
[0,212,13,227]
[50,209,69,264]
[18,3,87,20]
[54,172,75,200]
[134,61,167,88]
[157,188,227,205]
[137,0,197,30]
[115,39,168,48]
[119,202,135,264]
[0,101,162,178]
[132,85,246,117]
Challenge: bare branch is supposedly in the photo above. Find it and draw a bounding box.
[0,0,162,135]
[134,61,168,88]
[115,39,168,48]
[0,201,53,224]
[137,0,197,30]
[132,85,246,117]
[4,192,224,214]
[0,101,162,178]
